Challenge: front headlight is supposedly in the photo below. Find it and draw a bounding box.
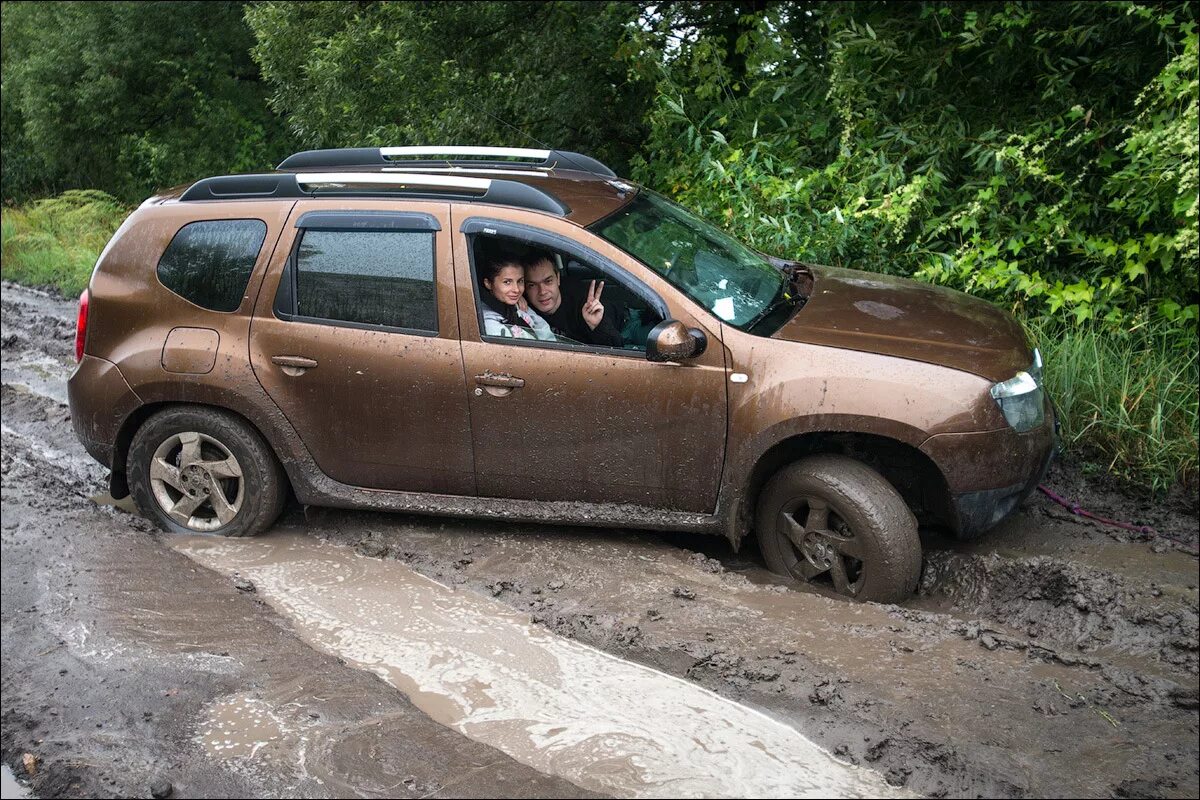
[990,349,1045,432]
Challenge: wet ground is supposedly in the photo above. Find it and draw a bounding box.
[2,281,1197,798]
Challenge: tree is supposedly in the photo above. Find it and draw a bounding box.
[1,1,294,202]
[244,1,651,174]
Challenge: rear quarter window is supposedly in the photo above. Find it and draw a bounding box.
[156,219,268,312]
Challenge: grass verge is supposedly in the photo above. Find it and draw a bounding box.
[1029,319,1198,494]
[1,190,131,297]
[2,191,1197,494]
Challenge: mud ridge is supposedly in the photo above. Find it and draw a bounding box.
[920,550,1199,675]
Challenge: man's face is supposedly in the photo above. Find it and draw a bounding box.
[524,259,561,314]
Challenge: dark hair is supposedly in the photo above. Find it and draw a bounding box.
[478,245,527,284]
[476,243,533,329]
[521,248,557,273]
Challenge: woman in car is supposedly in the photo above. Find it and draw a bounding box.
[479,249,555,340]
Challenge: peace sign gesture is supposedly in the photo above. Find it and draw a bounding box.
[582,279,605,330]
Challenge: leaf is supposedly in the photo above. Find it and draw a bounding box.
[1123,260,1147,281]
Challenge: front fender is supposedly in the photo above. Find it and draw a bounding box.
[723,337,1003,490]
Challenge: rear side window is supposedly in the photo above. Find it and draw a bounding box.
[294,230,437,332]
[156,219,267,312]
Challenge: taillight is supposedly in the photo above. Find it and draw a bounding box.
[75,289,89,362]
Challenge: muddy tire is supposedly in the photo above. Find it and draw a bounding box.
[755,455,921,603]
[128,406,286,537]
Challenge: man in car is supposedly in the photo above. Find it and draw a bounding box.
[523,251,624,347]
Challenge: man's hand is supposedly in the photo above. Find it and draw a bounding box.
[582,280,605,330]
[517,295,529,313]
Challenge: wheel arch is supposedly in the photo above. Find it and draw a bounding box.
[724,430,954,548]
[110,400,295,501]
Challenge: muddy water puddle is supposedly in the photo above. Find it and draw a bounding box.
[1,765,33,800]
[89,491,141,515]
[172,532,909,798]
[196,695,290,761]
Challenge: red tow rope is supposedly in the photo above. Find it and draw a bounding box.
[1037,484,1157,535]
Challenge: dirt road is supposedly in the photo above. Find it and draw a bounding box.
[2,281,1197,798]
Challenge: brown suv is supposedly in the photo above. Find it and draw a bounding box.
[67,146,1056,602]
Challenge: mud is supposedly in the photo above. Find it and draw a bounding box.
[301,510,1198,798]
[175,533,907,798]
[3,281,1198,798]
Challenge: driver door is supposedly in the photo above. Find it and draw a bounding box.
[451,204,727,513]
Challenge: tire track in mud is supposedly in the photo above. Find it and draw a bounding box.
[309,512,1198,798]
[3,282,1198,799]
[174,533,911,799]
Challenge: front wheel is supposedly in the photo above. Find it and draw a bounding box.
[755,455,921,603]
[128,406,286,537]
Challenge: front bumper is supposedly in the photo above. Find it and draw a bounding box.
[920,399,1059,538]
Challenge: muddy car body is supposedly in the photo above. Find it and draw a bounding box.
[68,146,1056,602]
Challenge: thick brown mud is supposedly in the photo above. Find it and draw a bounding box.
[3,281,1198,798]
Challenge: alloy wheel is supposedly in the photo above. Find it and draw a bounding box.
[777,496,865,597]
[149,431,244,532]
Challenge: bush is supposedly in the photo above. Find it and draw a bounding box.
[629,2,1198,331]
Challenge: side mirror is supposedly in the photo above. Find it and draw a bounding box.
[646,320,707,362]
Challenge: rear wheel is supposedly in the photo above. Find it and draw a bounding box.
[128,406,285,537]
[755,455,921,603]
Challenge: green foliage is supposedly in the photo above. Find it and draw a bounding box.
[1,191,131,296]
[1,1,295,203]
[244,1,650,173]
[1030,319,1198,492]
[629,1,1199,332]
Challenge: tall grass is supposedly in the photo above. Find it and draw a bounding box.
[1,190,131,296]
[1,191,1196,493]
[1030,319,1199,493]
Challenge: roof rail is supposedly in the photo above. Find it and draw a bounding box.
[177,172,570,216]
[276,146,617,178]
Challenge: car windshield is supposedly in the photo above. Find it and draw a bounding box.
[590,190,784,329]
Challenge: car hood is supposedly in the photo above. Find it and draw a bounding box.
[771,266,1031,382]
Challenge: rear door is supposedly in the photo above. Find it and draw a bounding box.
[248,200,475,494]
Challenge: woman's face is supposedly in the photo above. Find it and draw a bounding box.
[485,264,525,306]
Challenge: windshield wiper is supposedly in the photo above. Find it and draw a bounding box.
[744,263,813,331]
[744,284,798,330]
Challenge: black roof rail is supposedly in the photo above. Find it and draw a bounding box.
[276,146,617,178]
[177,172,571,216]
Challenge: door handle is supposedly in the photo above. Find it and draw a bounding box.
[271,355,318,376]
[474,372,525,389]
